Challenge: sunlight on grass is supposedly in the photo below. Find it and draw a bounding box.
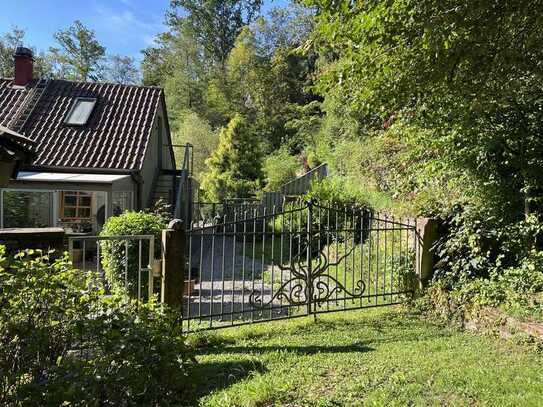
[187,307,543,406]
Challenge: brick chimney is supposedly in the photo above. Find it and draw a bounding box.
[13,47,34,86]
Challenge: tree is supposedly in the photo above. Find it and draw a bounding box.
[142,23,209,129]
[49,20,106,81]
[173,111,218,180]
[305,0,543,219]
[105,54,140,84]
[169,0,264,64]
[200,114,262,201]
[0,26,53,79]
[0,26,25,78]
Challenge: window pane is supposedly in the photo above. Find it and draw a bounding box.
[79,196,92,206]
[112,191,133,216]
[64,207,76,218]
[64,195,77,205]
[65,98,97,125]
[3,191,52,228]
[78,208,91,218]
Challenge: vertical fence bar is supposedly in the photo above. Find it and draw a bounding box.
[343,205,347,310]
[251,209,257,321]
[271,206,276,318]
[375,215,379,302]
[261,207,267,319]
[335,208,339,306]
[138,239,142,302]
[384,215,389,301]
[241,210,247,318]
[187,223,192,330]
[351,209,356,304]
[280,205,284,311]
[390,215,396,302]
[231,213,237,325]
[326,205,330,311]
[148,236,154,300]
[210,219,216,328]
[360,210,364,307]
[123,240,128,291]
[220,214,226,319]
[306,201,313,316]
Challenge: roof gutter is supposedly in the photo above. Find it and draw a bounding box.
[24,165,139,175]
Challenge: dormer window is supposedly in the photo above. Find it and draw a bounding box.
[64,97,97,126]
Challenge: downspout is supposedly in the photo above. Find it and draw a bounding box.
[131,172,143,210]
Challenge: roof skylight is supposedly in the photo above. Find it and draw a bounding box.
[64,97,97,126]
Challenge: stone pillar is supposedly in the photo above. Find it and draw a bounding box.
[416,218,440,288]
[161,219,185,310]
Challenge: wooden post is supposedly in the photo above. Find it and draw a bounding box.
[161,219,185,310]
[416,218,440,288]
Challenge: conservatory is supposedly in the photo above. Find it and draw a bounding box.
[0,171,135,234]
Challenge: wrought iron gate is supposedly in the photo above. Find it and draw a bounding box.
[181,200,420,332]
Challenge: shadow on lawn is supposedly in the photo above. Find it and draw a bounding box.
[196,342,374,356]
[184,359,266,405]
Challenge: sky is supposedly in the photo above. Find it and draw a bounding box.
[0,0,287,63]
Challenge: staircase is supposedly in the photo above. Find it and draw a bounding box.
[150,173,176,209]
[150,143,194,218]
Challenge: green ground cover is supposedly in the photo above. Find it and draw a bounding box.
[186,307,543,406]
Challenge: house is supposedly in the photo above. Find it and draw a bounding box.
[0,47,183,234]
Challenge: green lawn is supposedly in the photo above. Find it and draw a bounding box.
[185,306,543,406]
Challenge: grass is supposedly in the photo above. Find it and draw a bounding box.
[185,306,543,406]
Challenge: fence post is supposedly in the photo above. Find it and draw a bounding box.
[161,219,185,310]
[416,218,440,288]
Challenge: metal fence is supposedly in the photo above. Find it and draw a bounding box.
[191,199,262,225]
[180,200,420,332]
[68,234,157,302]
[280,163,328,196]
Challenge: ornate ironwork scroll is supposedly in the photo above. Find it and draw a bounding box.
[249,210,367,310]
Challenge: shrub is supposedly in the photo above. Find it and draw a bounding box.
[100,211,165,297]
[305,177,372,210]
[273,177,374,249]
[200,114,263,201]
[0,247,194,405]
[262,147,301,192]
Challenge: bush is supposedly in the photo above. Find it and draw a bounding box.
[100,211,165,297]
[273,177,374,249]
[262,147,301,192]
[200,114,263,201]
[304,177,372,210]
[0,247,194,405]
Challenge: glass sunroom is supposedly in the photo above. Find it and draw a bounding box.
[0,171,136,234]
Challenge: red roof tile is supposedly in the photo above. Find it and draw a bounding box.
[0,78,164,172]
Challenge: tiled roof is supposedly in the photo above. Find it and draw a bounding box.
[0,125,35,163]
[0,78,163,171]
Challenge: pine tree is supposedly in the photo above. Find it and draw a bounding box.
[201,114,262,201]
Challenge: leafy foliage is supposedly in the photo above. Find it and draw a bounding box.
[300,0,543,300]
[173,111,219,180]
[0,26,52,78]
[262,146,301,192]
[0,247,193,405]
[200,114,263,201]
[99,211,165,297]
[49,20,106,81]
[169,0,264,64]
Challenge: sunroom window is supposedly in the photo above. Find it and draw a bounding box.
[60,191,92,220]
